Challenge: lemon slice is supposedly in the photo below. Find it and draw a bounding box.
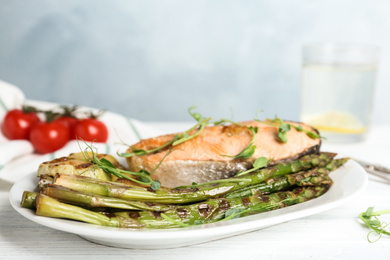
[302,111,366,134]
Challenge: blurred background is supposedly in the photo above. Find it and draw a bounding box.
[0,0,389,123]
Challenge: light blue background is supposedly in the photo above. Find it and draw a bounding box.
[0,0,389,123]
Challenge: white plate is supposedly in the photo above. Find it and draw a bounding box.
[9,160,367,249]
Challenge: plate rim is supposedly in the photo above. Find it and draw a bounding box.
[9,159,368,246]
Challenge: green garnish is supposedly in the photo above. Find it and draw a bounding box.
[80,141,163,190]
[290,124,321,139]
[262,116,291,143]
[275,117,291,143]
[150,180,162,191]
[235,157,270,177]
[119,106,211,158]
[360,207,390,243]
[215,119,258,160]
[255,116,321,143]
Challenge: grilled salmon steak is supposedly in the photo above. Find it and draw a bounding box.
[126,120,321,188]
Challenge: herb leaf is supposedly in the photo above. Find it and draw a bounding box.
[290,125,320,139]
[235,156,270,177]
[277,120,291,143]
[99,158,116,169]
[233,145,257,160]
[255,117,321,143]
[219,120,258,160]
[151,180,161,191]
[253,156,269,169]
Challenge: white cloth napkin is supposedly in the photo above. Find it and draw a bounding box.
[0,80,162,183]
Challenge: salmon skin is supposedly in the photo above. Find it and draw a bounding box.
[126,121,321,188]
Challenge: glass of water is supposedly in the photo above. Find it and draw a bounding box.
[301,42,381,143]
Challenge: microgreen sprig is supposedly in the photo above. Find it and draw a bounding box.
[235,157,270,177]
[290,124,321,139]
[215,119,258,160]
[255,116,321,143]
[119,107,211,158]
[359,207,390,243]
[79,141,162,190]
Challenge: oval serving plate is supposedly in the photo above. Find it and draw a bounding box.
[9,159,367,249]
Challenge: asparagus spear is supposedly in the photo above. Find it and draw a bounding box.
[34,185,329,229]
[24,164,334,215]
[53,152,336,204]
[21,191,38,209]
[226,158,348,199]
[42,184,173,211]
[35,194,143,228]
[225,168,331,199]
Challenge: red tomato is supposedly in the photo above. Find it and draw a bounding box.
[73,118,108,142]
[54,116,79,135]
[1,109,40,140]
[29,121,70,154]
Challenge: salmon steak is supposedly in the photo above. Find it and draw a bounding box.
[126,120,321,188]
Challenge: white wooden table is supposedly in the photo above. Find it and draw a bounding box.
[1,124,390,260]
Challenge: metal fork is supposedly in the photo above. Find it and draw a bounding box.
[355,159,390,183]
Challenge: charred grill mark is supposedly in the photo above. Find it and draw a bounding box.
[265,178,276,185]
[74,163,92,169]
[258,195,270,203]
[293,187,304,195]
[42,157,68,164]
[127,212,140,219]
[198,203,213,218]
[152,211,162,218]
[176,208,188,218]
[51,157,69,163]
[219,199,230,211]
[97,154,109,159]
[102,212,116,218]
[170,187,199,193]
[241,197,251,206]
[277,192,287,200]
[147,187,157,193]
[144,202,159,206]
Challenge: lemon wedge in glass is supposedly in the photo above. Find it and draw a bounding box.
[302,111,366,134]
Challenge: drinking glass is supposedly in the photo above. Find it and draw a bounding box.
[301,42,381,143]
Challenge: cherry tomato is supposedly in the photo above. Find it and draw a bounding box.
[72,118,108,142]
[1,109,40,140]
[54,116,79,136]
[29,121,70,154]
